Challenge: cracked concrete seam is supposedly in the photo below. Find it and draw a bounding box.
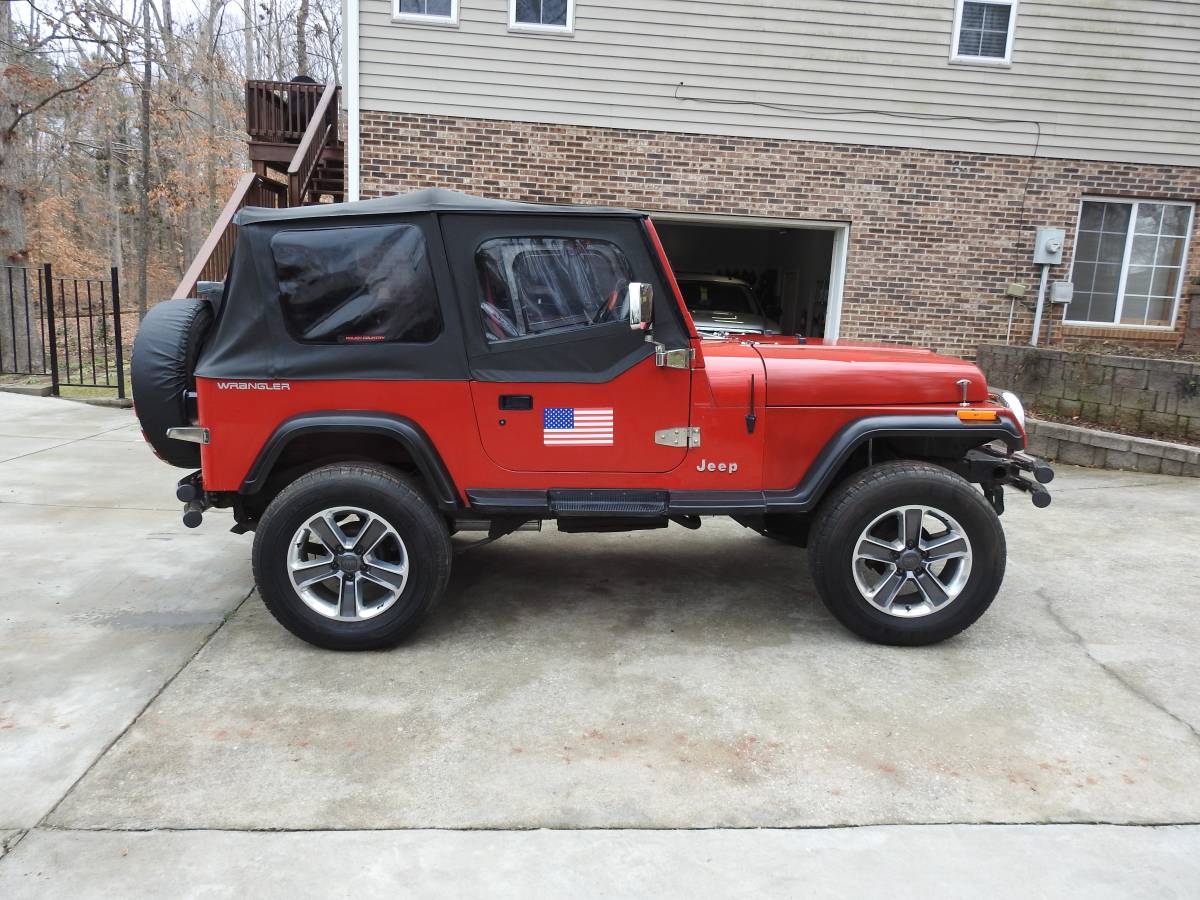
[0,422,135,468]
[22,819,1200,836]
[29,587,258,832]
[0,830,27,859]
[1038,588,1200,746]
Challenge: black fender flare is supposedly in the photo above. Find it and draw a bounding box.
[763,413,1024,511]
[240,412,460,511]
[668,413,1024,515]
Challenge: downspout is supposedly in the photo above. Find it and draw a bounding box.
[346,0,361,201]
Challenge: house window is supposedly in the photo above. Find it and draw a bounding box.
[510,0,574,33]
[951,0,1017,64]
[1067,199,1194,329]
[393,0,458,26]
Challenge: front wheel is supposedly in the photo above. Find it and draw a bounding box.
[808,461,1005,646]
[252,464,452,650]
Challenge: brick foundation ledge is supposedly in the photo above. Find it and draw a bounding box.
[1026,418,1200,477]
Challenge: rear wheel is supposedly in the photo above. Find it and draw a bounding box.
[252,464,451,650]
[808,461,1005,646]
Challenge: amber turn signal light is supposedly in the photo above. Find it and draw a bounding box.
[957,408,1000,422]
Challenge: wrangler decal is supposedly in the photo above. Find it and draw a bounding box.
[216,381,291,391]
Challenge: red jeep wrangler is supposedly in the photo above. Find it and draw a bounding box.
[132,189,1052,651]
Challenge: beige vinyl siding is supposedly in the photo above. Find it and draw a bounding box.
[358,0,1200,165]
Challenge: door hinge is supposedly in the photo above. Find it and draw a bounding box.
[654,344,695,369]
[654,426,701,448]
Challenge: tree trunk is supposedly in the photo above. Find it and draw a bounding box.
[0,178,33,372]
[0,1,36,373]
[274,0,285,80]
[161,0,176,80]
[204,1,218,222]
[296,0,310,77]
[244,0,256,80]
[106,134,123,273]
[0,0,27,265]
[136,0,153,320]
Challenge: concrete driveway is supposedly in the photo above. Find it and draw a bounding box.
[0,391,1197,896]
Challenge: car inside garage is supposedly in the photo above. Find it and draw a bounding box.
[654,217,842,339]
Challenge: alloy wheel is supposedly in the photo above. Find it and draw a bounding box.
[286,506,409,621]
[851,505,973,618]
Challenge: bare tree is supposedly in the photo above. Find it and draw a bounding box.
[0,1,127,371]
[0,0,343,370]
[243,0,255,80]
[137,0,153,320]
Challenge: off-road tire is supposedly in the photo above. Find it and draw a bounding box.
[808,461,1005,646]
[252,464,451,650]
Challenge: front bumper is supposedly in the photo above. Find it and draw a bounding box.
[964,445,1054,513]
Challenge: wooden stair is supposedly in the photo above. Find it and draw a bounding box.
[173,79,344,299]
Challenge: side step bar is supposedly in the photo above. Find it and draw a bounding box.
[549,489,668,517]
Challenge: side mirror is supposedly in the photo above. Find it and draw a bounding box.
[628,282,653,331]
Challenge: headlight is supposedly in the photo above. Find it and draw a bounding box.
[998,390,1026,430]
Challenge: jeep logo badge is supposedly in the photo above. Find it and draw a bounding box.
[696,458,739,474]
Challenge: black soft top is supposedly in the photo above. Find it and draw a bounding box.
[234,188,643,226]
[199,188,684,383]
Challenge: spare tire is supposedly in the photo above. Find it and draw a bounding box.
[131,298,213,468]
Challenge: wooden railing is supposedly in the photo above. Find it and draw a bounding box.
[245,80,331,143]
[172,174,287,299]
[175,79,340,299]
[287,81,338,206]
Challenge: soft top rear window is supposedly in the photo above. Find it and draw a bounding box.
[271,224,441,344]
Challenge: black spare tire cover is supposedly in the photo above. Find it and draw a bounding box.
[131,298,213,468]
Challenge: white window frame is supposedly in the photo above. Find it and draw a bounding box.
[1066,197,1196,331]
[949,0,1018,66]
[508,0,575,35]
[392,0,459,28]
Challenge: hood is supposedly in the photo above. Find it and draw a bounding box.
[690,311,780,336]
[701,337,989,407]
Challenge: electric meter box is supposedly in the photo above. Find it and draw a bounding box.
[1034,228,1066,265]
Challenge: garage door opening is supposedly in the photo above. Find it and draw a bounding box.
[653,215,847,340]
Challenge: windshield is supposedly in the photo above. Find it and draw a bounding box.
[678,280,760,316]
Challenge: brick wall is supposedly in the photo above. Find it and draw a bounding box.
[977,344,1200,443]
[359,111,1200,361]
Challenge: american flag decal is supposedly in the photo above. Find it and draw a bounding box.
[543,407,614,446]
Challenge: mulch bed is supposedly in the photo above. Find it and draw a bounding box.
[1061,340,1200,364]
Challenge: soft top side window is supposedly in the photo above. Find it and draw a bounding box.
[475,237,633,343]
[271,224,442,344]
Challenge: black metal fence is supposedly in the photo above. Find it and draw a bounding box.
[0,263,126,398]
[1,265,48,376]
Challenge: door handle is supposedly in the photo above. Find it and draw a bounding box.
[499,394,533,411]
